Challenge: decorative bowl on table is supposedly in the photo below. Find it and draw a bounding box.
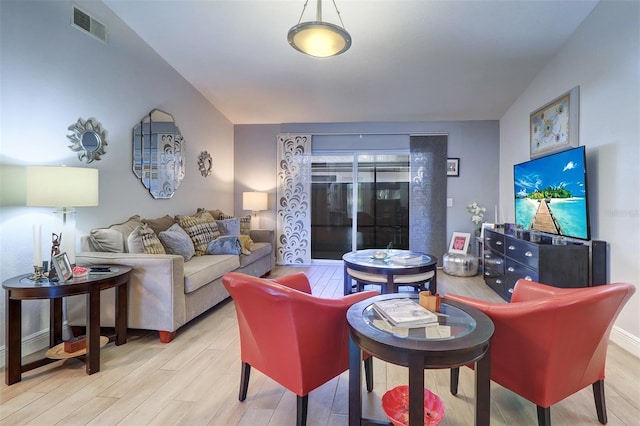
[381,385,445,426]
[372,251,388,260]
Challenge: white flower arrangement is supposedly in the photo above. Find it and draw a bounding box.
[467,202,486,227]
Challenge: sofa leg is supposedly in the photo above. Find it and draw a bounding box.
[159,330,176,343]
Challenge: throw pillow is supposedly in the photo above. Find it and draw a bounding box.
[176,212,220,256]
[216,217,241,236]
[206,235,242,255]
[219,212,252,235]
[89,215,143,253]
[238,234,253,255]
[143,215,176,235]
[196,208,225,220]
[127,224,166,255]
[159,223,195,261]
[88,228,124,253]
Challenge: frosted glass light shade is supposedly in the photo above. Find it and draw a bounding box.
[288,21,351,57]
[243,192,268,212]
[26,166,99,208]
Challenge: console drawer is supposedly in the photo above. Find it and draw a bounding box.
[484,231,505,254]
[483,253,504,277]
[506,258,539,283]
[505,238,538,268]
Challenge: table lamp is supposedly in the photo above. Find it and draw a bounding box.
[242,191,268,229]
[27,166,99,267]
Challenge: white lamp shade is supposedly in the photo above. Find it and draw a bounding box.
[27,166,99,207]
[243,192,268,211]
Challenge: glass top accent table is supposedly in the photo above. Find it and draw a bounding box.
[342,249,438,295]
[2,265,131,385]
[347,293,494,426]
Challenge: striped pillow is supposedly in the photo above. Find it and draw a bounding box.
[176,212,220,256]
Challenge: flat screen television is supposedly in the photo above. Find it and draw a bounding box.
[514,146,590,241]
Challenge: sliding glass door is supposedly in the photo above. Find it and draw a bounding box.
[311,154,410,260]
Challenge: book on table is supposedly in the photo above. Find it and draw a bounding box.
[389,254,423,265]
[372,298,438,327]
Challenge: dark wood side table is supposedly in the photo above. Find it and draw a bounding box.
[347,294,494,426]
[343,249,438,295]
[3,265,131,385]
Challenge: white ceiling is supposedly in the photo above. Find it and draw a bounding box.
[104,0,599,125]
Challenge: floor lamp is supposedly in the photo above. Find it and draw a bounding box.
[242,192,268,230]
[26,166,99,268]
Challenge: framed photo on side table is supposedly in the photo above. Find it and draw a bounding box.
[447,158,460,177]
[53,252,73,281]
[448,232,471,254]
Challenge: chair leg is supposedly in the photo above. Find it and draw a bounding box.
[537,405,551,426]
[297,394,308,426]
[593,379,608,424]
[450,367,459,395]
[364,357,374,392]
[239,362,251,401]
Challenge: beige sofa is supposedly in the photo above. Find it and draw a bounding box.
[67,213,275,342]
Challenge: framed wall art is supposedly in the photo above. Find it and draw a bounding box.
[530,86,580,159]
[447,158,460,177]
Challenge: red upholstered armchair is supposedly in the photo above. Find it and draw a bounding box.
[446,279,635,426]
[222,272,379,426]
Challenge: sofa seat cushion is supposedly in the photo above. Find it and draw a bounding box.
[239,242,272,268]
[184,254,240,294]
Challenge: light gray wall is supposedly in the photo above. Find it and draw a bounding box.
[499,1,639,350]
[234,121,500,243]
[0,0,234,354]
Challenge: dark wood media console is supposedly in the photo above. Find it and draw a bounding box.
[483,229,589,301]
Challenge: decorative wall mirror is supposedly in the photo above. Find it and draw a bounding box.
[67,117,107,163]
[198,151,213,177]
[132,109,185,199]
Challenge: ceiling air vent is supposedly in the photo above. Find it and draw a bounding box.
[72,5,107,43]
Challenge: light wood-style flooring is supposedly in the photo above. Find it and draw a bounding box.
[2,264,639,425]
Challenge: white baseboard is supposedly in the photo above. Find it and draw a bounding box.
[0,328,51,369]
[610,325,640,358]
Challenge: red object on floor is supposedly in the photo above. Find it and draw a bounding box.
[64,335,86,353]
[381,385,445,426]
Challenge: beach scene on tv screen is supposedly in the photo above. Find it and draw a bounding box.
[514,148,588,240]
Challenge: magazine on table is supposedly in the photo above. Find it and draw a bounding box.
[372,298,438,327]
[389,254,423,265]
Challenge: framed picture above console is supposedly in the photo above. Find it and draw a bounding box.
[530,86,579,159]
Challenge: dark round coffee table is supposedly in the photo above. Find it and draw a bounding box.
[343,249,438,295]
[3,265,131,385]
[347,293,494,426]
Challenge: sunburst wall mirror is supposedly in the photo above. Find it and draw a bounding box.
[67,117,108,163]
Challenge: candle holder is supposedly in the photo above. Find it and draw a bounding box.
[29,265,46,281]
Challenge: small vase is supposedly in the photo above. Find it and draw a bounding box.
[474,229,481,237]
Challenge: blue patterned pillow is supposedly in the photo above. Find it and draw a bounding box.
[159,223,195,261]
[206,236,242,255]
[216,217,241,236]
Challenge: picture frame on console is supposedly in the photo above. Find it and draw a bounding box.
[480,223,495,239]
[529,86,579,159]
[449,232,471,254]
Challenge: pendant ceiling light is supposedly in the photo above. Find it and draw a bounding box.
[287,0,351,58]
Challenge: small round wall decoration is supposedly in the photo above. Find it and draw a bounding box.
[198,151,213,177]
